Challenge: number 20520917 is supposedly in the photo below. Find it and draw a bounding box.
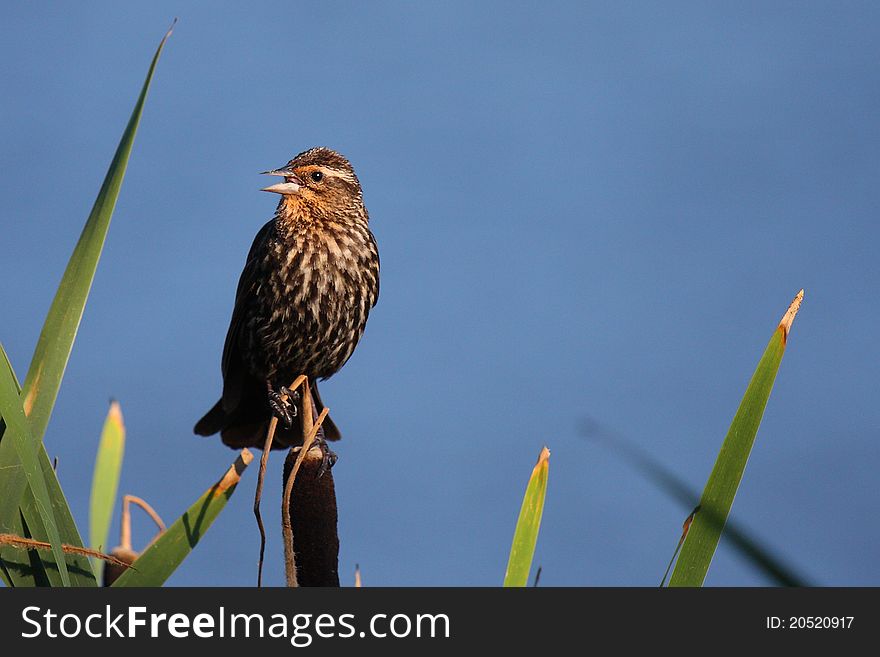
[766,616,854,629]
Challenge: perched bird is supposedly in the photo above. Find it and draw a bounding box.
[195,147,379,461]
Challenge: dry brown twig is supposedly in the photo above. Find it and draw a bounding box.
[1,492,166,584]
[0,534,132,569]
[102,494,167,586]
[120,495,166,550]
[254,374,306,587]
[281,379,329,587]
[124,495,165,531]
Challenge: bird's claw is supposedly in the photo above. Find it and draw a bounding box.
[279,386,301,404]
[313,437,338,479]
[268,387,299,428]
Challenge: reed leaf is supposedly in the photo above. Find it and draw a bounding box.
[89,401,126,574]
[0,26,172,587]
[668,290,804,586]
[111,449,253,587]
[0,346,69,585]
[503,446,550,587]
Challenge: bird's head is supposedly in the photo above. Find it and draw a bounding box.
[261,147,364,220]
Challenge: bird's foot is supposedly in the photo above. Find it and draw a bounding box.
[313,436,338,479]
[288,437,337,477]
[312,410,337,477]
[268,385,300,428]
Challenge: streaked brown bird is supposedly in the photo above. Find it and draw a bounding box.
[194,147,379,460]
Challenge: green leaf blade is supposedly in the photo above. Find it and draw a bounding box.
[0,27,171,587]
[89,401,125,565]
[21,25,173,443]
[669,290,804,587]
[582,421,809,586]
[0,346,28,567]
[1,348,96,586]
[7,451,97,587]
[111,449,253,587]
[503,446,550,587]
[0,347,70,586]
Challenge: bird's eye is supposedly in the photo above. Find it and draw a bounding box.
[310,171,324,182]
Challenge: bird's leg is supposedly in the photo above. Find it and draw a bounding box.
[267,381,300,428]
[309,394,337,478]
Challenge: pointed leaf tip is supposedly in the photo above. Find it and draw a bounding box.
[108,400,124,427]
[164,18,178,40]
[216,449,253,494]
[778,289,804,342]
[537,446,550,466]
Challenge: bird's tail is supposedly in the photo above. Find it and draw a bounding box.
[194,399,226,436]
[193,384,341,448]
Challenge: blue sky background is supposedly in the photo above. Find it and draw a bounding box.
[1,2,878,586]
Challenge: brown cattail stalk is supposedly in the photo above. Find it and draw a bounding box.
[282,443,340,587]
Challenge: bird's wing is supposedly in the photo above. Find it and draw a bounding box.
[220,219,274,412]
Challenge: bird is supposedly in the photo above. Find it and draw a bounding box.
[194,147,379,464]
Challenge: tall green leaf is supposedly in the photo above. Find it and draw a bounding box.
[668,290,804,587]
[112,449,253,587]
[503,446,550,587]
[581,419,809,586]
[0,25,173,587]
[4,451,97,587]
[21,24,174,442]
[89,401,126,572]
[0,347,26,538]
[0,347,95,587]
[0,347,69,586]
[0,347,28,587]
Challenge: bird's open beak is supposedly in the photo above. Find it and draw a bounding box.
[260,167,303,195]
